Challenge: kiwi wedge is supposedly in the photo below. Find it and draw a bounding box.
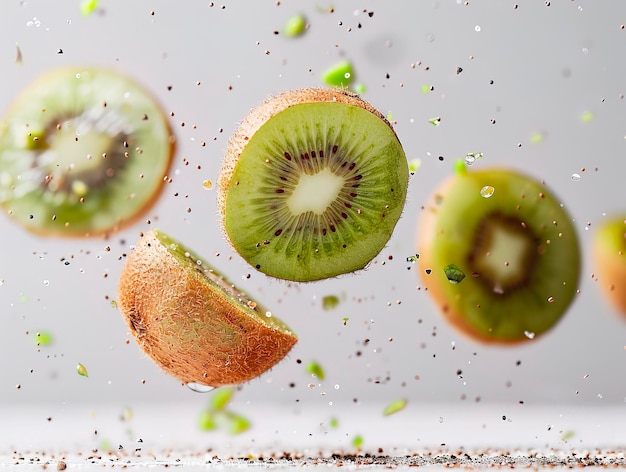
[593,216,626,315]
[0,67,175,237]
[118,229,297,387]
[417,167,581,343]
[218,88,408,282]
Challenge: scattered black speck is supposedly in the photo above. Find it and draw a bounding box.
[438,156,444,161]
[456,67,463,74]
[57,49,63,54]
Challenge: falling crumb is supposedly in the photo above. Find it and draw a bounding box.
[352,434,364,449]
[383,398,407,416]
[322,295,340,310]
[306,360,325,380]
[210,387,235,410]
[76,362,89,377]
[444,264,466,284]
[322,60,354,87]
[283,13,307,37]
[80,0,99,16]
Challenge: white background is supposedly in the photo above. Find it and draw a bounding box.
[1,0,625,422]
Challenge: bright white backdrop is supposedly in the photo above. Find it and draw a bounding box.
[1,0,625,421]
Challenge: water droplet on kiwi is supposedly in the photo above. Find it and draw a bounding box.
[186,382,215,393]
[480,186,495,198]
[524,331,536,339]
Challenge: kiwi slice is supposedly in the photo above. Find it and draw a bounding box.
[0,67,175,237]
[218,88,408,282]
[593,216,626,315]
[416,167,581,343]
[118,229,297,387]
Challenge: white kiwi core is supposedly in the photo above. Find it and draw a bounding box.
[287,168,344,215]
[472,218,536,293]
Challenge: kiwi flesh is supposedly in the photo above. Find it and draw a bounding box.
[417,167,580,343]
[0,67,175,237]
[593,216,626,315]
[218,88,408,282]
[118,229,297,387]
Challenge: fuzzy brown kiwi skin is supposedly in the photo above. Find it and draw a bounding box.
[217,87,397,221]
[117,230,297,387]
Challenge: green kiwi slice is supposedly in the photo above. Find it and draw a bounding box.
[417,167,581,343]
[118,229,297,387]
[0,67,175,237]
[218,88,408,282]
[593,216,626,315]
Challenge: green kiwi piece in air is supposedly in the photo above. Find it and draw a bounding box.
[218,88,409,282]
[118,229,297,387]
[593,216,626,316]
[416,167,581,344]
[0,67,175,237]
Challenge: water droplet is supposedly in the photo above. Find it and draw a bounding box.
[186,382,215,393]
[475,25,481,32]
[344,72,351,79]
[547,296,555,303]
[480,186,495,198]
[571,173,581,182]
[334,384,340,390]
[202,179,213,190]
[597,393,603,399]
[582,47,589,54]
[438,416,444,423]
[524,331,535,339]
[43,280,50,286]
[464,152,483,166]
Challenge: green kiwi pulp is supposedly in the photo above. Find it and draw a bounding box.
[0,67,175,237]
[417,167,580,343]
[218,88,408,282]
[118,229,297,387]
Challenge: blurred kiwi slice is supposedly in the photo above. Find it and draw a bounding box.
[593,216,626,316]
[118,229,297,387]
[0,67,175,237]
[417,167,581,344]
[218,88,408,282]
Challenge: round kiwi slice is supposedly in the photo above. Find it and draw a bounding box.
[593,216,626,315]
[0,67,175,237]
[416,166,581,343]
[118,229,297,387]
[218,88,408,282]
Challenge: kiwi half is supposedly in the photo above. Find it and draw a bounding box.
[0,67,175,237]
[118,229,297,387]
[218,88,408,282]
[593,216,626,315]
[417,167,581,343]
